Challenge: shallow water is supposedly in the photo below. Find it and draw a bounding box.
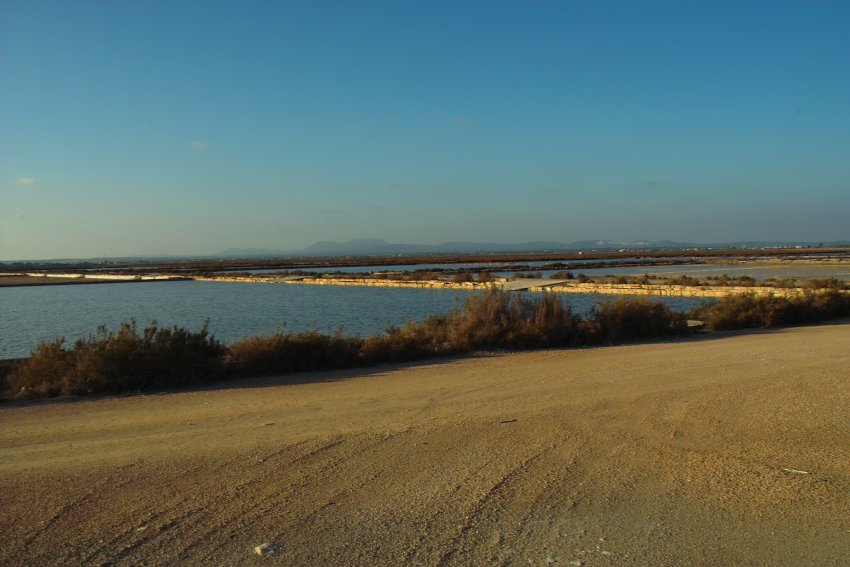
[256,260,850,282]
[241,257,686,274]
[0,281,705,358]
[495,263,850,280]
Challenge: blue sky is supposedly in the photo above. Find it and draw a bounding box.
[1,1,848,259]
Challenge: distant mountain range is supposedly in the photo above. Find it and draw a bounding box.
[4,238,849,264]
[216,238,850,258]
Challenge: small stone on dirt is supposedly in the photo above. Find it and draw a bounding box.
[254,542,280,556]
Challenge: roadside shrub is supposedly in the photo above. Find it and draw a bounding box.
[6,339,73,397]
[442,291,579,349]
[446,289,534,349]
[531,292,581,345]
[226,329,362,376]
[360,319,447,363]
[692,291,850,330]
[588,297,687,343]
[226,291,583,371]
[8,321,225,398]
[691,293,771,330]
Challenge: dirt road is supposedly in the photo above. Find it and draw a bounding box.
[1,324,848,566]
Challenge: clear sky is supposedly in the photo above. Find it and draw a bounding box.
[1,0,848,260]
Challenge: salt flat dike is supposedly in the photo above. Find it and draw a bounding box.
[0,272,187,286]
[5,272,845,298]
[196,274,838,298]
[2,323,847,565]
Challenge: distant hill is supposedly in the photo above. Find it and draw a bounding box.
[217,238,652,257]
[6,239,847,264]
[215,238,850,258]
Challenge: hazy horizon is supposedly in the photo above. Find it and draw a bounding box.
[2,1,848,260]
[4,236,850,263]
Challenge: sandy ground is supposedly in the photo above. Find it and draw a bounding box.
[1,324,848,566]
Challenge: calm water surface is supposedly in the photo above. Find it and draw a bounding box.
[0,281,705,358]
[494,263,850,280]
[243,257,682,274]
[250,260,850,281]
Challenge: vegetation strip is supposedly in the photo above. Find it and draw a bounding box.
[5,290,850,400]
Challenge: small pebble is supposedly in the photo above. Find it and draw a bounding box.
[254,542,280,556]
